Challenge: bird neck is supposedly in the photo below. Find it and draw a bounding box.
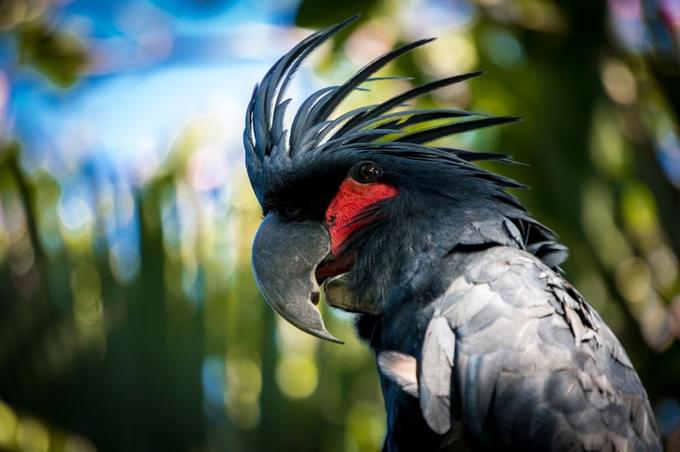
[353,203,509,346]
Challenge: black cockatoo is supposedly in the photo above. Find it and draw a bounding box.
[244,17,662,451]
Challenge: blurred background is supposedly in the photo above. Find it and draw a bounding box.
[0,0,679,451]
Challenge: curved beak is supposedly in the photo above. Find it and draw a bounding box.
[252,214,343,344]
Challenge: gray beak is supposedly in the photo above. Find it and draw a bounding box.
[251,213,343,344]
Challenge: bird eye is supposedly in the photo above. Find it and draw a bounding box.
[351,161,382,183]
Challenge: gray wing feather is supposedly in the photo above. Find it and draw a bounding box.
[419,316,456,434]
[378,316,458,434]
[435,246,662,451]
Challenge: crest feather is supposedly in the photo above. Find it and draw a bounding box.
[244,16,510,201]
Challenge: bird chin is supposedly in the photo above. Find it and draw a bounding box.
[323,272,380,314]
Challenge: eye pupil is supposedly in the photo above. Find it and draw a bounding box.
[353,161,381,183]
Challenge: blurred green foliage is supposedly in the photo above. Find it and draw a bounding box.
[16,21,89,88]
[1,0,680,451]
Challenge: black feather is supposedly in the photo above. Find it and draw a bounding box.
[396,116,520,144]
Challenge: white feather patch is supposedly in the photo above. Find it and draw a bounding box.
[377,351,419,398]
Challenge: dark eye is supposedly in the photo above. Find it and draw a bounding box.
[351,161,382,183]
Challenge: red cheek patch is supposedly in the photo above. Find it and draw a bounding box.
[324,178,398,255]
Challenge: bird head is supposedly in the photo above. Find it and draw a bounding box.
[244,17,567,343]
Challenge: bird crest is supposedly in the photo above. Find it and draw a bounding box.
[244,17,516,199]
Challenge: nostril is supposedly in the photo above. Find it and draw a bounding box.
[311,291,320,305]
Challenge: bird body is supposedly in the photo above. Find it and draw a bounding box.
[373,246,659,451]
[243,16,663,451]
